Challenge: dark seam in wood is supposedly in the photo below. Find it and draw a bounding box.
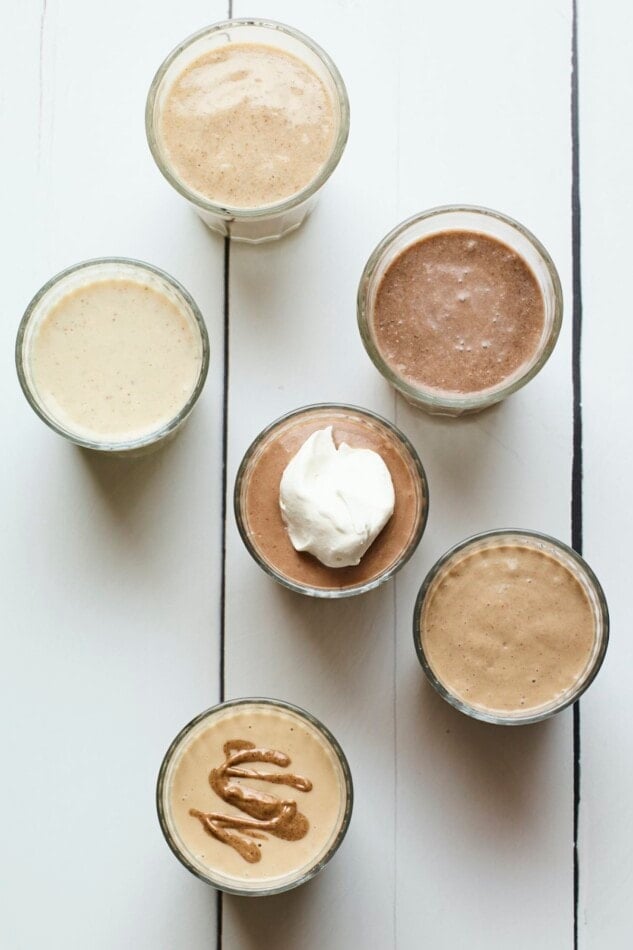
[217,234,230,950]
[217,7,233,945]
[571,1,583,946]
[219,236,230,708]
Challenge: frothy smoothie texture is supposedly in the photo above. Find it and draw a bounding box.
[159,42,336,208]
[373,230,545,395]
[18,261,207,448]
[358,207,563,413]
[146,21,349,240]
[415,532,608,722]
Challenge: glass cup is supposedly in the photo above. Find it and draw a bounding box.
[156,697,353,896]
[16,258,209,454]
[413,529,609,725]
[357,205,563,416]
[234,403,429,598]
[146,19,350,243]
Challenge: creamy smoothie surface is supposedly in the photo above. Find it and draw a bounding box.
[29,277,203,443]
[241,411,424,590]
[159,43,336,207]
[167,704,348,884]
[373,230,546,395]
[420,542,597,716]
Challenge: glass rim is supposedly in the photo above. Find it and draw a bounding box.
[145,18,351,220]
[15,256,210,453]
[413,528,610,726]
[357,204,564,412]
[233,402,430,598]
[156,696,354,896]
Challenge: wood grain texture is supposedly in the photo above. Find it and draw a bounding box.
[3,0,625,947]
[0,2,226,948]
[393,3,575,947]
[224,2,575,949]
[223,2,400,946]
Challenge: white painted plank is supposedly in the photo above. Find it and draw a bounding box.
[0,3,226,948]
[225,1,575,949]
[393,3,575,947]
[577,2,633,946]
[224,2,400,947]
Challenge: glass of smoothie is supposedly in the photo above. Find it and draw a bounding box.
[358,206,563,416]
[16,258,209,453]
[157,698,353,895]
[413,530,609,725]
[146,19,350,243]
[234,404,429,598]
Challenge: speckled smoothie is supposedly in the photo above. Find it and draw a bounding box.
[27,275,204,444]
[418,538,599,717]
[159,701,351,891]
[159,42,336,207]
[373,230,546,395]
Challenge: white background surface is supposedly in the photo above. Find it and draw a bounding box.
[0,2,628,948]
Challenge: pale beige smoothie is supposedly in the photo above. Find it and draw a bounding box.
[159,701,351,892]
[158,42,336,208]
[417,535,604,719]
[25,272,205,445]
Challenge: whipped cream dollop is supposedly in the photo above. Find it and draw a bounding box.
[279,426,395,568]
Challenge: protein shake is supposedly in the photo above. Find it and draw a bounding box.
[157,699,353,894]
[234,404,429,596]
[147,20,349,241]
[358,206,563,414]
[414,531,609,724]
[16,259,208,451]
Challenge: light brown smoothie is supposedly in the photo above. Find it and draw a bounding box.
[238,409,426,591]
[419,539,597,716]
[373,230,546,395]
[164,703,349,887]
[159,43,335,207]
[28,277,203,443]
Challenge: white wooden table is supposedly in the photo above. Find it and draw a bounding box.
[2,1,629,947]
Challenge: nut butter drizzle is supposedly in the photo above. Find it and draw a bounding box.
[190,740,313,863]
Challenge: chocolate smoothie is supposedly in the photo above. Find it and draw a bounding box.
[235,407,428,593]
[159,43,336,208]
[159,701,352,892]
[372,230,546,395]
[416,534,605,719]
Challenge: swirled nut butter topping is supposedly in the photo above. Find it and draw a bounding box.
[189,739,312,864]
[279,426,395,567]
[159,43,336,208]
[165,702,350,886]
